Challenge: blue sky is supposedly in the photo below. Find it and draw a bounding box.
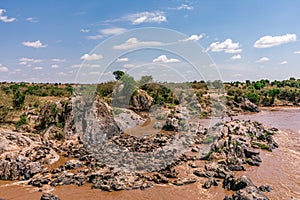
[0,0,300,83]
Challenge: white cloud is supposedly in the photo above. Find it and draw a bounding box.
[0,64,8,72]
[113,38,163,50]
[89,71,100,75]
[57,72,67,76]
[100,27,126,35]
[51,64,60,68]
[22,40,47,48]
[181,34,204,42]
[52,58,66,62]
[232,74,242,77]
[86,35,103,40]
[87,27,126,40]
[0,8,16,23]
[294,51,300,54]
[207,39,242,54]
[34,66,43,70]
[26,17,38,23]
[256,57,269,63]
[80,29,90,33]
[19,58,42,65]
[230,54,241,61]
[116,57,129,62]
[126,11,167,24]
[169,4,193,10]
[254,34,297,48]
[80,53,103,61]
[71,63,101,68]
[153,55,180,63]
[280,61,288,65]
[123,64,135,68]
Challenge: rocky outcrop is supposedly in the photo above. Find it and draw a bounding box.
[71,94,121,145]
[224,175,270,200]
[241,98,260,112]
[200,119,278,168]
[0,118,280,197]
[113,108,145,132]
[129,89,153,111]
[227,97,260,115]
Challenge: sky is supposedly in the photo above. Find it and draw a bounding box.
[1,0,300,83]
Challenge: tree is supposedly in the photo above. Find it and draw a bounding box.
[113,70,125,80]
[245,92,260,104]
[13,90,26,109]
[112,74,136,108]
[138,75,153,86]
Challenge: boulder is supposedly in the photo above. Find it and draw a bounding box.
[241,98,260,112]
[203,177,218,189]
[40,193,60,200]
[65,159,83,170]
[129,89,153,111]
[172,178,197,186]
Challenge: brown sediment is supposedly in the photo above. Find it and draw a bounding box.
[0,181,41,200]
[235,131,300,199]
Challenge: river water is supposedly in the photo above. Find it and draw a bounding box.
[0,107,299,200]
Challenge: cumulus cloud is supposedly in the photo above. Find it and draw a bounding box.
[22,40,47,48]
[116,57,129,62]
[256,57,269,63]
[181,34,204,42]
[57,72,67,76]
[72,64,101,68]
[207,39,242,54]
[0,8,16,23]
[0,64,8,72]
[80,53,103,61]
[169,4,193,10]
[294,51,300,54]
[280,61,288,65]
[100,27,126,35]
[113,38,163,50]
[89,71,100,75]
[80,29,90,33]
[153,55,180,63]
[19,58,42,65]
[123,64,135,68]
[52,58,66,62]
[230,54,241,61]
[26,17,38,23]
[34,66,43,70]
[87,27,126,40]
[51,64,60,68]
[126,11,167,24]
[176,4,193,10]
[86,35,103,40]
[254,34,297,48]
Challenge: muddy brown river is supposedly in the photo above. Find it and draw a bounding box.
[0,107,299,200]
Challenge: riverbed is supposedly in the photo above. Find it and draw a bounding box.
[0,107,299,200]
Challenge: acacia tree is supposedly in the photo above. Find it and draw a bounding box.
[113,70,125,80]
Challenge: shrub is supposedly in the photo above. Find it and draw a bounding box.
[13,90,26,109]
[16,115,28,127]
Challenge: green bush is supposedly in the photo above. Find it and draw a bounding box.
[16,115,28,126]
[13,90,26,109]
[244,92,260,104]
